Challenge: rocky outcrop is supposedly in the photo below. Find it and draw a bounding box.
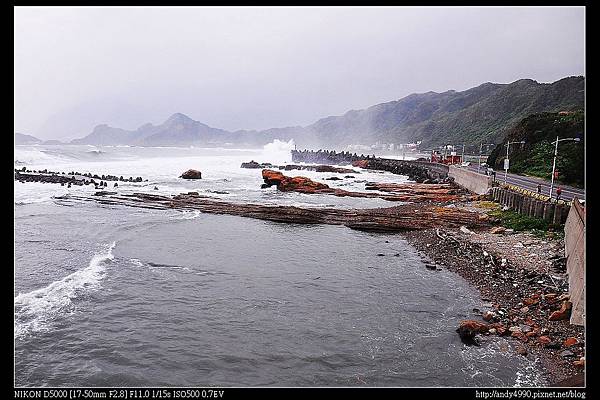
[180,169,202,179]
[241,160,274,169]
[261,169,329,193]
[261,169,473,203]
[63,191,491,232]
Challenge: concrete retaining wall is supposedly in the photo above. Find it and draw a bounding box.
[489,186,570,224]
[564,200,585,326]
[448,165,493,195]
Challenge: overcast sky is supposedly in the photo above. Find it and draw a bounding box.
[14,6,585,140]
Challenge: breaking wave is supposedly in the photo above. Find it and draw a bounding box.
[14,242,116,340]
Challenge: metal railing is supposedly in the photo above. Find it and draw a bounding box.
[500,183,570,206]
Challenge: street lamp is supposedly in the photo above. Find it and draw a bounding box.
[549,136,581,200]
[504,141,526,184]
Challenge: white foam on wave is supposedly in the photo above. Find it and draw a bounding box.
[458,339,547,387]
[14,147,66,166]
[14,242,116,340]
[175,210,202,220]
[260,139,295,164]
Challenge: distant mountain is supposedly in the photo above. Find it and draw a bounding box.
[15,133,42,145]
[69,76,584,148]
[71,113,230,146]
[297,76,584,148]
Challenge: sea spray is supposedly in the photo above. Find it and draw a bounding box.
[260,139,295,164]
[14,242,116,339]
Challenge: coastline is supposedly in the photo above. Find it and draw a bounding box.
[400,205,585,386]
[14,160,585,387]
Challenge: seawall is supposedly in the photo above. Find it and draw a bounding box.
[564,199,585,326]
[448,165,492,195]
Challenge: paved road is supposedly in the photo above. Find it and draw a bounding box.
[464,164,585,202]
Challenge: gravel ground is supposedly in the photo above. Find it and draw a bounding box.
[401,202,585,387]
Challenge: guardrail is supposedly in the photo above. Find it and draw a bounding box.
[501,183,570,206]
[488,186,570,224]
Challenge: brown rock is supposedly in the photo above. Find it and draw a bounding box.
[537,335,552,345]
[549,301,572,321]
[456,320,489,340]
[490,226,506,234]
[515,344,528,356]
[523,297,539,306]
[180,169,202,179]
[482,311,495,321]
[564,337,579,347]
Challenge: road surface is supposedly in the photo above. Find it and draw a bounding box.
[464,164,585,202]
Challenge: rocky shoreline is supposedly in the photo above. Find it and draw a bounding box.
[401,211,584,386]
[14,162,584,386]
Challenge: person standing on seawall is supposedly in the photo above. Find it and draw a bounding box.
[556,187,562,201]
[537,184,542,194]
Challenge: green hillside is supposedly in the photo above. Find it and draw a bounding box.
[486,111,584,187]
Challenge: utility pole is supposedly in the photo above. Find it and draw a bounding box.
[504,141,526,184]
[549,136,581,200]
[461,144,465,164]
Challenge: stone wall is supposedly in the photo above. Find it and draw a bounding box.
[564,199,585,326]
[448,165,493,195]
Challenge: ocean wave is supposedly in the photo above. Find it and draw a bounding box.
[174,210,202,220]
[260,139,295,164]
[13,148,65,165]
[14,242,116,340]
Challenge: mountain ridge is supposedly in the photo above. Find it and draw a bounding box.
[67,76,585,148]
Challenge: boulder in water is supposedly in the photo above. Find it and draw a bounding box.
[456,320,489,340]
[180,169,202,179]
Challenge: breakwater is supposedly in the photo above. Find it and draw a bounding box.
[291,150,449,183]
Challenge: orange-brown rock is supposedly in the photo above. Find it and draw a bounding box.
[549,301,572,321]
[564,337,579,347]
[523,297,539,306]
[482,311,495,321]
[537,336,552,345]
[456,320,489,340]
[261,169,480,204]
[511,331,525,339]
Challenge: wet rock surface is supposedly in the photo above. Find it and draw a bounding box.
[260,169,476,203]
[179,169,202,179]
[14,170,145,186]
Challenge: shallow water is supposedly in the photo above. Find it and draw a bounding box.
[14,144,547,387]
